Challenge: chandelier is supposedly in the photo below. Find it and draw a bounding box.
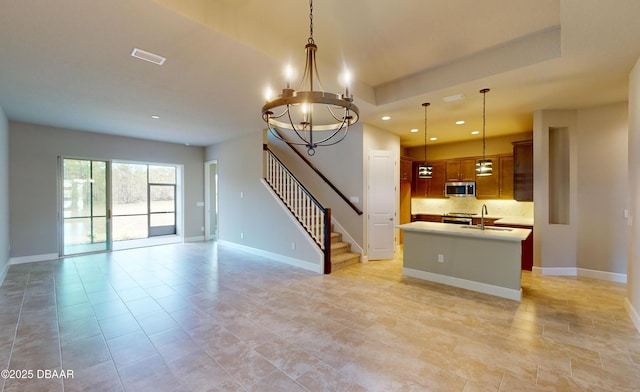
[261,0,359,156]
[417,103,433,178]
[476,88,493,176]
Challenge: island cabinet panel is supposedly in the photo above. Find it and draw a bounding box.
[446,158,476,182]
[400,156,413,182]
[513,140,533,201]
[411,161,446,198]
[495,223,533,271]
[398,222,529,301]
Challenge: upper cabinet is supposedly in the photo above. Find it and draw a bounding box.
[412,161,446,198]
[400,156,413,182]
[513,140,533,201]
[472,155,514,200]
[411,154,516,200]
[445,158,476,182]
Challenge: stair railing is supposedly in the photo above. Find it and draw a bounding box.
[269,130,363,216]
[263,145,332,273]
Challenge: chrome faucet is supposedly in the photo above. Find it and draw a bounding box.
[480,204,488,230]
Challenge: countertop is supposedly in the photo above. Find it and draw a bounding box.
[397,221,531,242]
[411,213,534,227]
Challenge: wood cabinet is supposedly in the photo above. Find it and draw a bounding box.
[446,158,476,181]
[411,154,514,200]
[400,156,413,182]
[427,161,446,198]
[471,217,498,226]
[499,155,514,199]
[476,155,513,199]
[412,214,442,222]
[513,140,533,201]
[412,161,446,198]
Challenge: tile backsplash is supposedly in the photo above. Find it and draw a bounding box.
[411,198,534,218]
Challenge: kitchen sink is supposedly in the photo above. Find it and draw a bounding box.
[461,225,513,232]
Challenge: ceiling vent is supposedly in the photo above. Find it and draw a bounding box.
[130,48,166,65]
[443,93,464,102]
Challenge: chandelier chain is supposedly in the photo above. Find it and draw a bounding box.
[308,0,314,44]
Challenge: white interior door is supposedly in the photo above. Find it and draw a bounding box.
[367,150,396,260]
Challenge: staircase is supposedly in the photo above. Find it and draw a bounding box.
[264,145,361,274]
[329,229,360,271]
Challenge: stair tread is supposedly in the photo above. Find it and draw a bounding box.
[331,252,360,262]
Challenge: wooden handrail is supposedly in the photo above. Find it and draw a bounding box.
[266,139,363,216]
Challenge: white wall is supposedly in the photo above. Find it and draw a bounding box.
[266,125,365,251]
[9,122,205,259]
[534,104,629,278]
[533,110,579,270]
[205,131,323,271]
[628,56,640,330]
[0,106,9,284]
[576,103,628,274]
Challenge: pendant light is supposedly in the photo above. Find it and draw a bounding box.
[418,102,433,179]
[476,88,493,176]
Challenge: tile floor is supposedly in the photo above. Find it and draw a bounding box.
[0,242,639,391]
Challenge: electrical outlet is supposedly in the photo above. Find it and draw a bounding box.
[291,242,296,250]
[240,232,244,239]
[438,254,444,263]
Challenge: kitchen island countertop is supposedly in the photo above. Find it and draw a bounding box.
[397,221,531,242]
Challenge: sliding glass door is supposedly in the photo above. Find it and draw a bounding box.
[61,158,110,256]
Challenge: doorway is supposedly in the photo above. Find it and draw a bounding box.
[204,160,218,241]
[367,150,396,260]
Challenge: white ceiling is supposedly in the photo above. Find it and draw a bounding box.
[1,0,639,148]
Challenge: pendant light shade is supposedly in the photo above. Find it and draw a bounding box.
[476,88,493,177]
[418,102,433,179]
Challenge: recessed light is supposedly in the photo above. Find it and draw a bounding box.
[443,93,464,102]
[410,128,419,133]
[151,115,160,119]
[456,120,465,125]
[381,116,391,121]
[471,130,480,135]
[131,48,166,65]
[430,137,437,141]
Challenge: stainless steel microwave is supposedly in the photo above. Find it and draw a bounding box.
[445,182,476,197]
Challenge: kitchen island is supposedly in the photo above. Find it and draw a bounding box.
[397,221,531,301]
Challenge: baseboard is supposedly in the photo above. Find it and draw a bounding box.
[10,253,59,265]
[402,267,522,302]
[625,297,640,334]
[219,240,323,274]
[578,268,627,283]
[532,266,627,283]
[532,266,577,276]
[184,236,205,243]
